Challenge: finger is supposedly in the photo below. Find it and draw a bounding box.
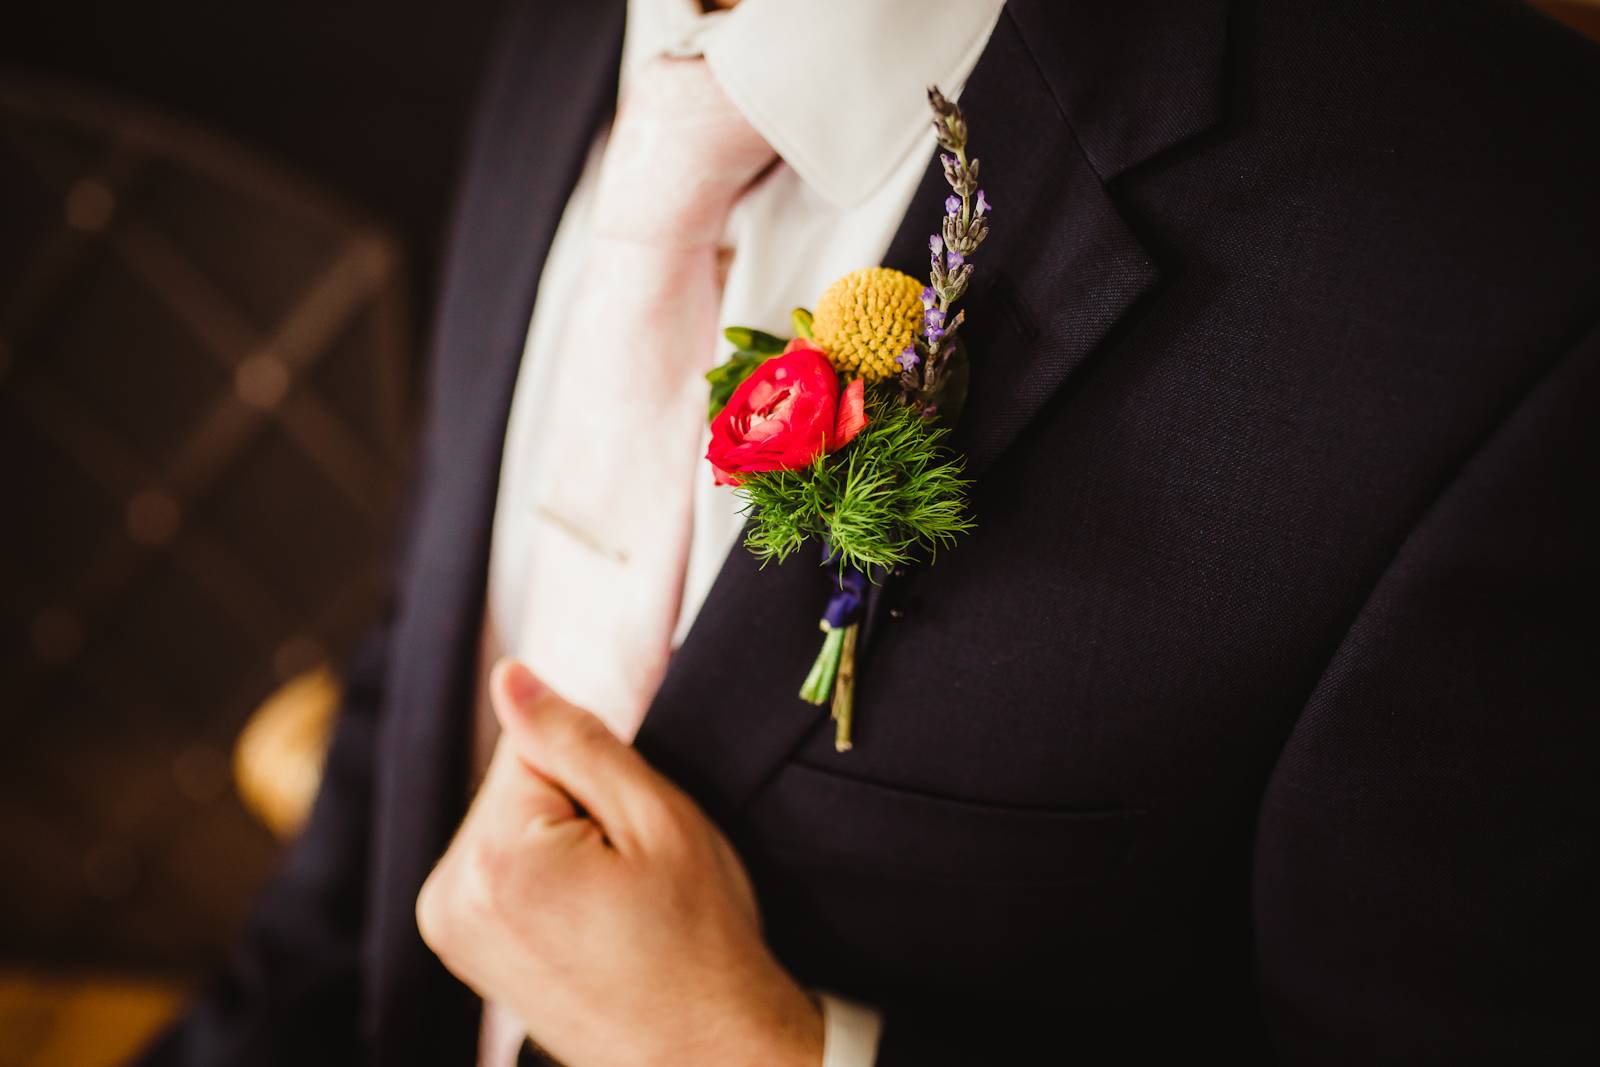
[478,730,578,827]
[490,658,673,851]
[418,735,591,957]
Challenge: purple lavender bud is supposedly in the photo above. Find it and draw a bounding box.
[946,250,965,269]
[920,286,936,308]
[941,153,956,170]
[929,234,943,256]
[926,325,945,345]
[924,307,945,329]
[945,194,961,217]
[895,346,921,371]
[976,189,990,216]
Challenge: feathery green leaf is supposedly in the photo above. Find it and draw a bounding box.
[734,387,974,573]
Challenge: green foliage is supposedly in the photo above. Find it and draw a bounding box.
[736,388,974,572]
[791,306,814,339]
[722,325,787,354]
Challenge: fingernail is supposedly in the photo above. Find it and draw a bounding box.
[495,658,542,706]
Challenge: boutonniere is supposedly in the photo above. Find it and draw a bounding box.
[703,87,990,751]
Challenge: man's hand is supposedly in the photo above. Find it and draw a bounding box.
[416,659,823,1067]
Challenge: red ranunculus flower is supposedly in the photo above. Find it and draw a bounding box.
[707,344,868,486]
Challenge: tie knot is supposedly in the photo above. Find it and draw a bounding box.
[590,56,776,247]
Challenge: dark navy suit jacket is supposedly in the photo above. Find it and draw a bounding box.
[143,2,1600,1063]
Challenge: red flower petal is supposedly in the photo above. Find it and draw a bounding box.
[831,377,868,450]
[707,348,843,479]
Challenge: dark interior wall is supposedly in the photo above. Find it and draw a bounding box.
[1,0,508,341]
[0,1,506,974]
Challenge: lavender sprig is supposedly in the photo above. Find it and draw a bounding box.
[901,87,992,405]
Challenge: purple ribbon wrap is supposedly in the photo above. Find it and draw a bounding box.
[820,544,869,629]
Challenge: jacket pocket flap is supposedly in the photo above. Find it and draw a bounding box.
[741,762,1145,886]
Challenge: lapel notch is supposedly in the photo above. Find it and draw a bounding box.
[1004,0,1231,183]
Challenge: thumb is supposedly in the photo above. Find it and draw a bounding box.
[489,659,666,850]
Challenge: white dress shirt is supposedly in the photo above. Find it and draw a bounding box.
[473,1,1003,1064]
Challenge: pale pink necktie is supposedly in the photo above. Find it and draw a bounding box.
[521,57,776,741]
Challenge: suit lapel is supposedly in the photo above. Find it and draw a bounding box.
[369,2,625,1060]
[636,3,1228,817]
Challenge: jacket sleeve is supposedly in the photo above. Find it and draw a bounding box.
[134,611,393,1066]
[1251,320,1600,1065]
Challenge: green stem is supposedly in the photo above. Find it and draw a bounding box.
[799,624,846,705]
[831,624,859,752]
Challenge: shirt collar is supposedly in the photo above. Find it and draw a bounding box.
[623,0,1004,209]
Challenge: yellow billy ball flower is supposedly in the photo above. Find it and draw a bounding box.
[811,267,925,383]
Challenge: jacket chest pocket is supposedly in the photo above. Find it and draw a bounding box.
[736,761,1147,993]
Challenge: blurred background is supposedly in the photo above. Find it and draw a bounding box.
[0,1,505,1062]
[0,2,1596,1064]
